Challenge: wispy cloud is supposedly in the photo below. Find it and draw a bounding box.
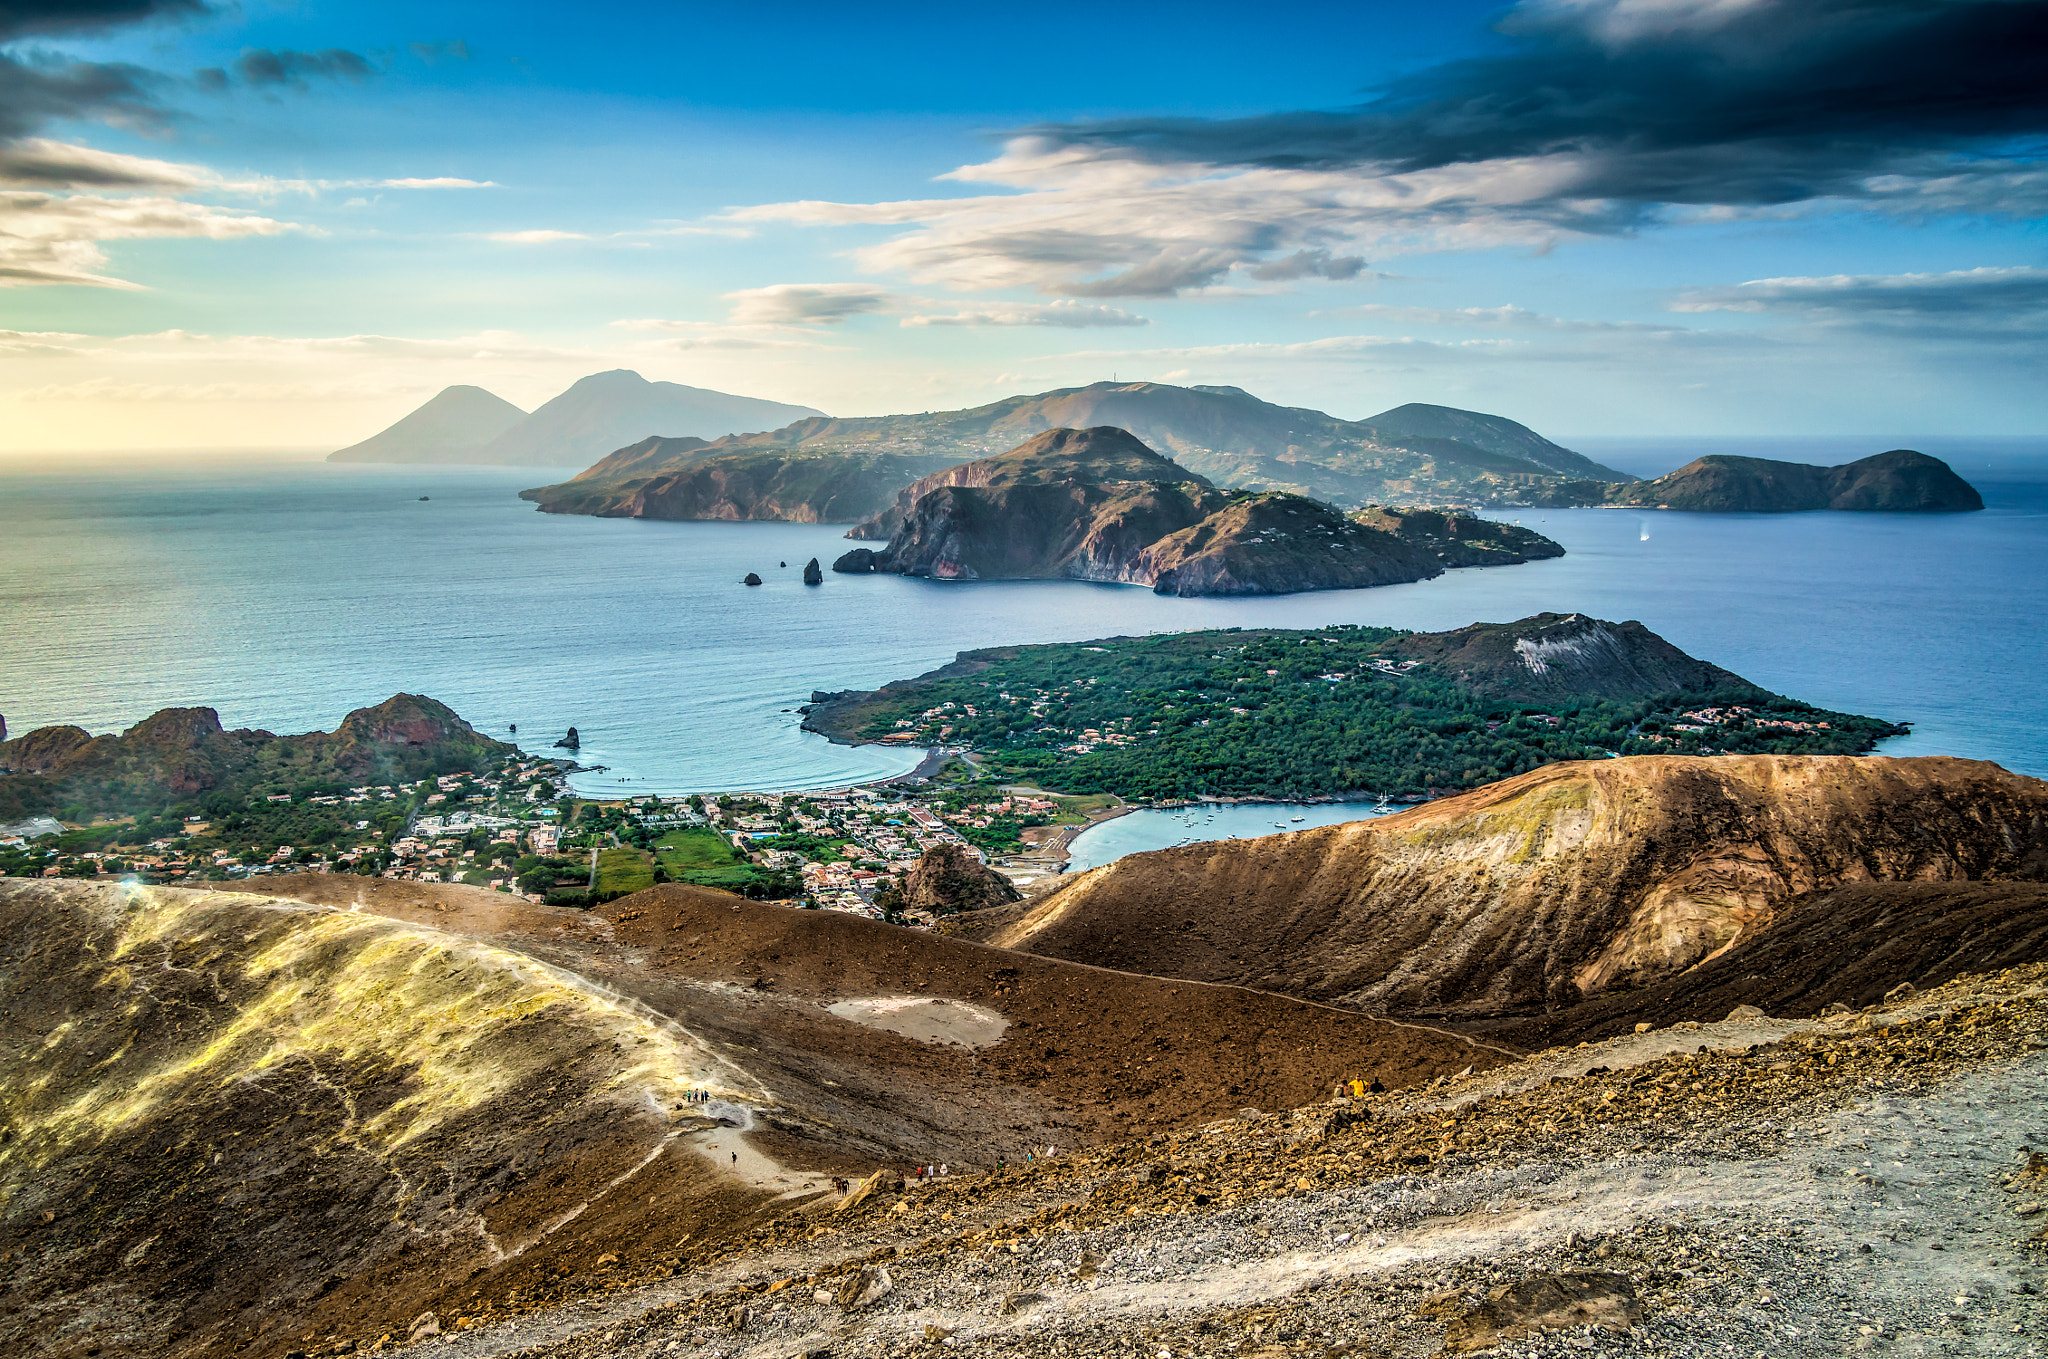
[378,176,494,190]
[0,192,296,287]
[483,229,588,244]
[901,300,1148,328]
[724,282,893,326]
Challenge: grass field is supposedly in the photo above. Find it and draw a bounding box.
[655,828,760,889]
[594,847,654,899]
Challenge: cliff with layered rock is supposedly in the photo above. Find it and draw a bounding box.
[845,426,1211,540]
[833,428,1561,597]
[964,755,2048,1021]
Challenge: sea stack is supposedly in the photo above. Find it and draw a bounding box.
[802,558,823,585]
[555,727,580,750]
[743,572,763,586]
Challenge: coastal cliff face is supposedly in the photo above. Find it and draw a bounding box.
[831,427,1564,597]
[971,755,2048,1021]
[846,479,1449,596]
[520,449,958,523]
[1604,449,1983,512]
[845,426,1209,540]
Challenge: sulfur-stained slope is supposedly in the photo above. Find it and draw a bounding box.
[0,878,1497,1358]
[0,880,796,1359]
[970,755,2048,1020]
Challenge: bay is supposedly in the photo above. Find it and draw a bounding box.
[1,441,2043,811]
[1064,801,1400,873]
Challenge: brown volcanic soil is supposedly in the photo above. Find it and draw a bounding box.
[249,876,1508,1151]
[0,876,1495,1358]
[961,755,2048,1021]
[1482,879,2048,1049]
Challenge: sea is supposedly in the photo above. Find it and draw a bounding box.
[3,436,2044,864]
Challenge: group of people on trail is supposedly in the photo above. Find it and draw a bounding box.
[1338,1075,1385,1098]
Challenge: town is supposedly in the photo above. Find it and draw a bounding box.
[0,750,1110,925]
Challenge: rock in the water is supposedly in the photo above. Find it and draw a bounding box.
[1430,1272,1641,1353]
[833,548,883,573]
[554,727,580,750]
[742,572,763,586]
[802,557,823,585]
[900,842,1021,916]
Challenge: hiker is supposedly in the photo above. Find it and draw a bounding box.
[731,1152,737,1165]
[939,1163,948,1177]
[1369,1075,1385,1094]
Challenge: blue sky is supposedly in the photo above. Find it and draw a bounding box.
[2,0,2044,450]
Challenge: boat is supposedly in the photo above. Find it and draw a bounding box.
[1290,815,1304,822]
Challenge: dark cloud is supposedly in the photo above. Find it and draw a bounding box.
[1022,0,2048,214]
[1675,265,2048,335]
[1249,248,1366,282]
[232,47,373,88]
[0,53,163,140]
[0,0,204,42]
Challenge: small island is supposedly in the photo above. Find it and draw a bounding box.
[1525,448,1983,513]
[802,613,1906,801]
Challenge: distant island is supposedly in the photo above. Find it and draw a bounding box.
[1525,448,1983,513]
[522,444,962,522]
[825,427,1565,597]
[329,369,824,467]
[520,379,1634,514]
[801,613,1907,801]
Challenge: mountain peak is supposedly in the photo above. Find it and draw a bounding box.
[327,384,527,464]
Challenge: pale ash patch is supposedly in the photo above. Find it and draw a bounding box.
[825,996,1010,1048]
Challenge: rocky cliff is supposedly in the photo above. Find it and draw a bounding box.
[898,842,1021,916]
[845,426,1210,540]
[1602,449,1983,512]
[968,755,2048,1021]
[831,429,1561,597]
[521,449,959,522]
[0,694,513,815]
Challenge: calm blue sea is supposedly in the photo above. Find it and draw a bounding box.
[3,441,2044,832]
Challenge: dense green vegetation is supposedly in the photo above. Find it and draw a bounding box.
[814,628,1905,801]
[654,827,800,898]
[594,847,655,900]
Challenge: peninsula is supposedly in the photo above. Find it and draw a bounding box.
[801,613,1907,801]
[828,427,1563,597]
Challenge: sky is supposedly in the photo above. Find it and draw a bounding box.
[1,0,2044,452]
